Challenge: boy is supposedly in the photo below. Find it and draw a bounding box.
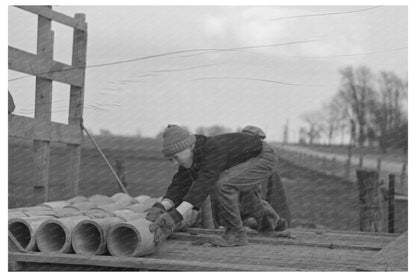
[147,124,280,247]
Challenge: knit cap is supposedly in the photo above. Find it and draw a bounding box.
[242,125,266,139]
[162,125,196,157]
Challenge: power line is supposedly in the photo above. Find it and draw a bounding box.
[150,63,223,73]
[179,40,317,58]
[8,39,317,83]
[270,5,383,21]
[299,47,407,59]
[194,77,325,87]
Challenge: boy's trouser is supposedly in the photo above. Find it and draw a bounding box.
[211,142,278,231]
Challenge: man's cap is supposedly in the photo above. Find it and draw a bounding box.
[162,124,196,157]
[242,125,266,139]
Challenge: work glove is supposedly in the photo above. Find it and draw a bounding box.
[149,209,183,247]
[145,202,166,222]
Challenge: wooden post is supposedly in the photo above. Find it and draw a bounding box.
[33,8,53,205]
[359,156,363,168]
[388,174,395,233]
[356,169,383,232]
[400,163,407,191]
[115,159,127,188]
[376,158,381,176]
[66,13,87,197]
[345,158,351,179]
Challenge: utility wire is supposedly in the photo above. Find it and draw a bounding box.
[178,40,317,58]
[299,47,407,59]
[150,63,223,73]
[270,5,383,21]
[194,77,324,87]
[8,39,317,83]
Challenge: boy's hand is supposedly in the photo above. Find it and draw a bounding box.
[149,209,183,246]
[145,202,166,222]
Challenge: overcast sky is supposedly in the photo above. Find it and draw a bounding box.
[7,5,408,142]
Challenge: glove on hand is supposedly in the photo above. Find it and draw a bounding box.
[149,209,183,247]
[145,202,166,222]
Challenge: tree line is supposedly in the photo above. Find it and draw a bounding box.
[300,66,407,153]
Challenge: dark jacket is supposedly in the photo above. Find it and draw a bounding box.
[164,133,263,208]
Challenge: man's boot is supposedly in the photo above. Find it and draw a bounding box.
[204,227,248,247]
[222,227,248,246]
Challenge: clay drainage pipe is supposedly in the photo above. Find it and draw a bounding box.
[71,217,123,255]
[8,216,53,251]
[71,211,146,255]
[36,215,89,253]
[107,219,155,257]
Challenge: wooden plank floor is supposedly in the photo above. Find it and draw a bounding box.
[9,228,402,271]
[357,231,408,271]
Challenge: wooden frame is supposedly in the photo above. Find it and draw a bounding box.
[8,6,88,204]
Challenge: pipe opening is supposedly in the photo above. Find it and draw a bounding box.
[9,221,31,249]
[108,226,139,257]
[37,222,66,252]
[72,223,102,254]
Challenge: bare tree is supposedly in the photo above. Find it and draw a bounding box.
[301,111,325,145]
[328,95,351,144]
[337,66,376,147]
[298,127,307,144]
[369,71,407,153]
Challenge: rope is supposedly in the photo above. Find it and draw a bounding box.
[81,122,130,195]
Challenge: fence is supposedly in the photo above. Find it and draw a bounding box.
[8,6,88,205]
[276,146,407,195]
[276,146,408,233]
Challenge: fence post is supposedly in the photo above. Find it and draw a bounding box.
[115,159,127,188]
[356,169,383,232]
[345,158,351,180]
[388,174,395,233]
[400,163,407,191]
[377,158,381,176]
[359,156,363,168]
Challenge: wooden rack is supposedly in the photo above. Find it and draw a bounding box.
[8,6,88,205]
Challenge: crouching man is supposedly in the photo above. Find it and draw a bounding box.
[146,124,281,247]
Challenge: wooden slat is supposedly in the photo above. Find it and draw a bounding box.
[357,231,408,271]
[9,252,290,271]
[51,122,83,145]
[9,47,83,87]
[171,231,382,251]
[182,228,397,251]
[66,13,87,197]
[8,115,35,140]
[157,240,375,271]
[16,6,87,31]
[33,14,53,205]
[9,115,83,145]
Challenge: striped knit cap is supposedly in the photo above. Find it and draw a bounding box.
[162,125,196,157]
[242,125,266,139]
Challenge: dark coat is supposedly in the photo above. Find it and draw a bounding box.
[164,133,263,208]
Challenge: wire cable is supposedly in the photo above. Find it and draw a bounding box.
[194,77,325,87]
[270,5,383,21]
[8,39,317,83]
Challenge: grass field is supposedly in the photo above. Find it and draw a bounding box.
[8,138,407,232]
[286,143,407,164]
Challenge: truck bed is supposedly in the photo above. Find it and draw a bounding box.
[9,227,407,271]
